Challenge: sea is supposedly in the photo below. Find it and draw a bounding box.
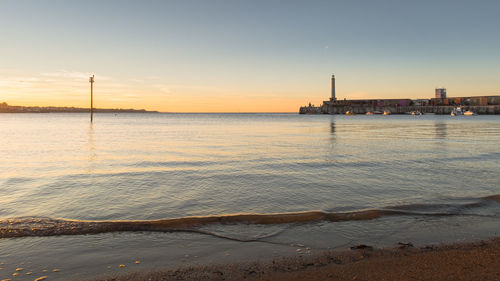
[1,113,499,280]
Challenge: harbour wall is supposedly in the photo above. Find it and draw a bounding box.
[299,106,322,114]
[300,105,500,115]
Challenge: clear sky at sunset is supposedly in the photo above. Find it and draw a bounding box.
[1,0,499,112]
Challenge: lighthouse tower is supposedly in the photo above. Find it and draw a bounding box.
[330,74,336,101]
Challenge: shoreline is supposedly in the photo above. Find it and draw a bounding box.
[96,237,500,281]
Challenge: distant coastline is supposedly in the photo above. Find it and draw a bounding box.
[0,102,157,113]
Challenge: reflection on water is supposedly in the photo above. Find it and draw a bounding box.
[1,113,499,281]
[87,123,96,173]
[0,113,499,222]
[434,121,447,139]
[330,120,336,135]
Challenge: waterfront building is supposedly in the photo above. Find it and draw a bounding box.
[435,88,447,99]
[300,76,500,114]
[432,96,500,106]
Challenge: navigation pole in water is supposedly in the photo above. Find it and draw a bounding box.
[89,75,95,122]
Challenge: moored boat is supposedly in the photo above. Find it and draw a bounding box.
[451,107,464,116]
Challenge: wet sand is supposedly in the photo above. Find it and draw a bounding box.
[97,237,500,281]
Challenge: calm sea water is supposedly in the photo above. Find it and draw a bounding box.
[1,113,499,280]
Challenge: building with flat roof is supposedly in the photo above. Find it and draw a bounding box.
[435,88,447,99]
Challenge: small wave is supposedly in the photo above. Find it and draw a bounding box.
[132,160,218,168]
[485,194,500,202]
[383,198,494,214]
[0,210,399,239]
[445,152,500,162]
[1,194,498,239]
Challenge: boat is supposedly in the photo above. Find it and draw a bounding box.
[366,111,374,115]
[464,110,477,116]
[345,111,356,116]
[373,111,383,115]
[450,107,464,116]
[383,110,391,115]
[411,111,423,116]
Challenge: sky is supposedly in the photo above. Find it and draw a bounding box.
[0,0,499,112]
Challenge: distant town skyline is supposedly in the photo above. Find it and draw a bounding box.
[1,0,499,112]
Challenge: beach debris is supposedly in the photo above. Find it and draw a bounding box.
[26,272,32,275]
[34,277,47,281]
[53,268,60,272]
[296,243,304,247]
[15,268,23,271]
[135,261,141,264]
[397,242,414,249]
[296,249,302,252]
[119,264,126,268]
[349,244,373,250]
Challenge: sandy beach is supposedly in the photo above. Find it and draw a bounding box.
[97,237,500,281]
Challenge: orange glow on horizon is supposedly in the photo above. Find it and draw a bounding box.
[0,95,323,113]
[0,71,326,112]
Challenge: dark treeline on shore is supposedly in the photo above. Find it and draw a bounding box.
[0,102,157,113]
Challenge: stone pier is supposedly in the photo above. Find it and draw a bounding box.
[299,105,500,115]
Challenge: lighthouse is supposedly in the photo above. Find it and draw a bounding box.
[331,74,336,101]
